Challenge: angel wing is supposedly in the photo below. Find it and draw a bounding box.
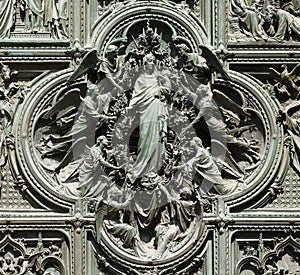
[43,88,82,119]
[54,136,87,173]
[289,63,300,79]
[199,45,231,80]
[268,67,283,83]
[213,89,247,118]
[67,49,98,83]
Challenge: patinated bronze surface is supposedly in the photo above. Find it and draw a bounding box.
[0,1,299,274]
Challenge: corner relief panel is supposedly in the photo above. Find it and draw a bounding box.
[0,0,69,40]
[232,229,300,275]
[0,229,70,274]
[228,0,300,48]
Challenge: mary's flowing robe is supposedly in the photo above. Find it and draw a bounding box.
[128,70,171,180]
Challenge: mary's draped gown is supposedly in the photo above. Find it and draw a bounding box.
[128,68,171,181]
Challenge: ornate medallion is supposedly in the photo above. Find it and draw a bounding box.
[14,11,281,274]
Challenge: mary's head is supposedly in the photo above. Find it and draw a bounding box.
[143,53,156,74]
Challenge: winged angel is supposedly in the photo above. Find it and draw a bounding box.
[34,24,264,258]
[34,26,263,200]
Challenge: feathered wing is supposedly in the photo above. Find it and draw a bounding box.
[67,49,98,83]
[55,136,87,172]
[289,63,300,78]
[268,67,282,82]
[199,44,231,80]
[43,88,82,119]
[213,89,247,118]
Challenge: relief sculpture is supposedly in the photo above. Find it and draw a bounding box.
[229,0,300,43]
[270,63,300,179]
[29,21,266,261]
[236,233,300,275]
[0,231,65,275]
[97,0,201,17]
[0,0,68,39]
[21,0,68,39]
[0,64,25,187]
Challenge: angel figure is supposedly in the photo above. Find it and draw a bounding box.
[41,87,103,157]
[95,186,146,257]
[191,137,238,195]
[173,137,237,195]
[180,84,228,140]
[176,43,210,85]
[175,43,231,86]
[154,185,201,259]
[78,135,124,198]
[40,84,116,174]
[67,44,125,93]
[175,43,231,132]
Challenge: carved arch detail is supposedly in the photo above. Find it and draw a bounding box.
[90,1,208,54]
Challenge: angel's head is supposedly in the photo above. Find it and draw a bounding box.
[87,84,99,98]
[105,45,118,58]
[108,185,123,201]
[176,43,190,56]
[96,135,108,147]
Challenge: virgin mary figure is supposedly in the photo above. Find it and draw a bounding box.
[126,54,171,184]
